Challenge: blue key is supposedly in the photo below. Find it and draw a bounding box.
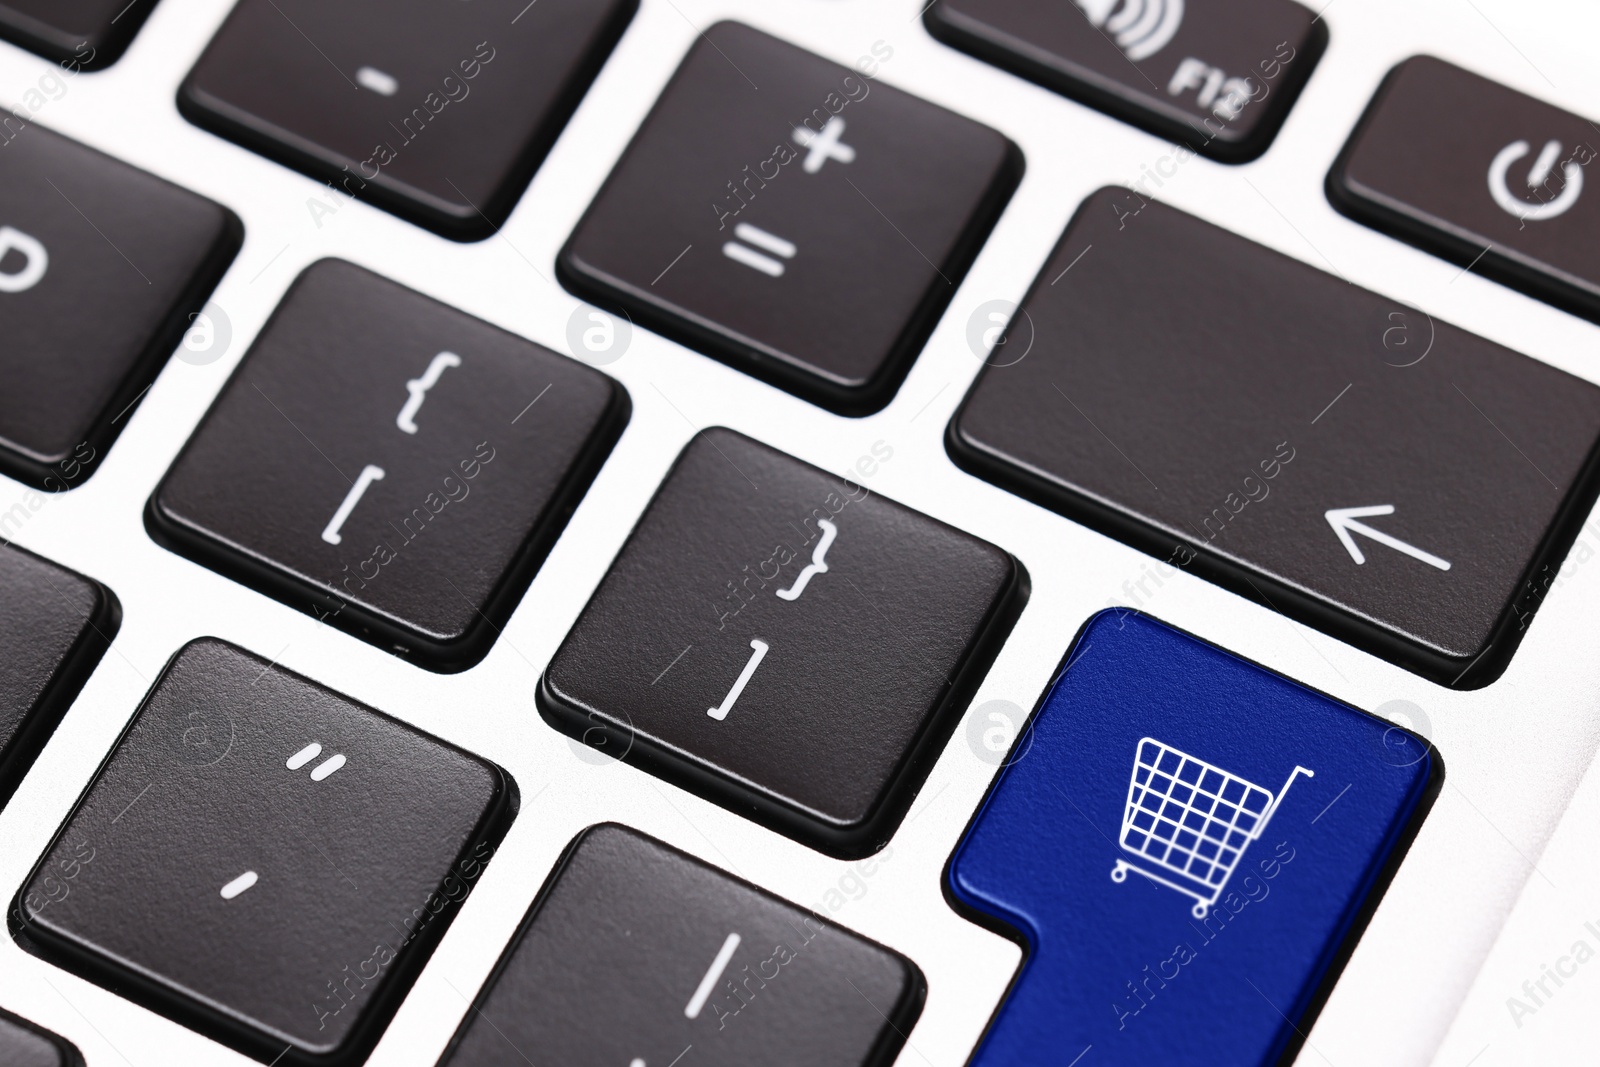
[947,610,1434,1066]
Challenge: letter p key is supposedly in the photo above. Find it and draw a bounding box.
[0,225,48,294]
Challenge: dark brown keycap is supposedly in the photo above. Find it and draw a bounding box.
[178,0,636,240]
[0,541,117,810]
[949,187,1600,688]
[1329,56,1600,324]
[0,121,240,491]
[0,0,156,69]
[558,22,1020,415]
[0,1008,79,1067]
[10,639,514,1067]
[924,0,1325,162]
[440,824,922,1067]
[149,259,628,672]
[540,429,1024,856]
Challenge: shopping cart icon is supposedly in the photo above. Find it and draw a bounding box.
[1111,737,1314,918]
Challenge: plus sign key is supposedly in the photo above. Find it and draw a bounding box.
[558,22,1021,415]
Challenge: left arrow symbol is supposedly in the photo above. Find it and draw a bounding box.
[1325,505,1451,571]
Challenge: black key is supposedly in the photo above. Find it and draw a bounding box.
[0,121,241,491]
[949,188,1600,688]
[9,638,514,1067]
[0,541,117,811]
[0,1008,79,1067]
[540,429,1023,856]
[924,0,1325,162]
[1329,56,1600,324]
[178,0,636,240]
[149,259,628,672]
[558,22,1020,416]
[441,824,922,1067]
[0,0,156,69]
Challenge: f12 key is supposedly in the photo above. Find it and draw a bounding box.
[1330,57,1600,324]
[925,0,1325,162]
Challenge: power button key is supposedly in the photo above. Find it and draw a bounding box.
[1329,56,1600,323]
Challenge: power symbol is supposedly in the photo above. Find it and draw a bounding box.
[1488,138,1584,221]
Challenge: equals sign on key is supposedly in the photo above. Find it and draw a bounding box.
[722,223,797,278]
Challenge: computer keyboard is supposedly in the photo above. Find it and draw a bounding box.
[0,1,1598,1065]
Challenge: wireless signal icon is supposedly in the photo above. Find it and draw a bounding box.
[1074,0,1184,62]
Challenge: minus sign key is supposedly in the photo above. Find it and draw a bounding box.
[220,870,259,899]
